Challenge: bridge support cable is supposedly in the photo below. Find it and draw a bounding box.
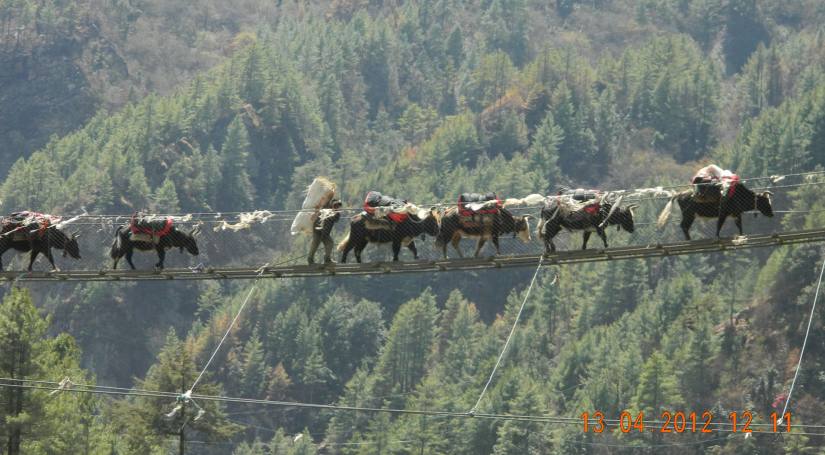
[778,254,825,426]
[468,256,554,415]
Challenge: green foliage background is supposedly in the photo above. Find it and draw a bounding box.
[1,0,825,453]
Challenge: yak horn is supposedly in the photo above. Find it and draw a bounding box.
[72,230,81,238]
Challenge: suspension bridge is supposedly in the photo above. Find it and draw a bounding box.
[3,226,825,282]
[1,171,824,281]
[3,171,825,445]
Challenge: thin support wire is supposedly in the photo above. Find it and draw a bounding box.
[188,268,265,393]
[779,253,825,424]
[468,256,550,414]
[4,378,825,434]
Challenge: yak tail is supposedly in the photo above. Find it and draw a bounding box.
[657,197,676,229]
[110,226,124,259]
[336,231,350,252]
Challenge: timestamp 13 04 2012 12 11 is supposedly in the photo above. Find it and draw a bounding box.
[580,411,792,434]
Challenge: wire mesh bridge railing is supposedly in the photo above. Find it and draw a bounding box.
[1,172,824,281]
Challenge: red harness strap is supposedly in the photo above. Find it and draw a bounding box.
[583,204,600,215]
[387,212,409,223]
[723,174,740,198]
[363,195,409,223]
[3,212,56,237]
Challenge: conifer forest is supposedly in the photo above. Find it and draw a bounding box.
[2,0,825,453]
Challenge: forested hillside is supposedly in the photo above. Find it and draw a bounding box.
[2,0,825,453]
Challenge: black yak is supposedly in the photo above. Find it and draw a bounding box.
[338,208,441,263]
[538,199,636,254]
[110,217,200,269]
[657,185,773,240]
[0,215,80,271]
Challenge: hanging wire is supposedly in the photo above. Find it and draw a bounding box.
[778,254,825,424]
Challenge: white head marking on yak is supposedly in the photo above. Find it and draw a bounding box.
[517,215,532,243]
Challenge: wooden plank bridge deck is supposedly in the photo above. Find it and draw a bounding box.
[3,228,825,282]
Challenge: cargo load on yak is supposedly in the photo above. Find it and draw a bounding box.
[457,192,502,226]
[556,187,603,215]
[691,164,739,201]
[1,211,61,240]
[129,214,174,244]
[291,177,337,236]
[363,191,409,223]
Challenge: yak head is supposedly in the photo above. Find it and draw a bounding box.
[757,191,774,217]
[414,207,442,238]
[183,226,201,255]
[514,215,533,243]
[172,226,200,255]
[612,204,637,233]
[62,230,82,259]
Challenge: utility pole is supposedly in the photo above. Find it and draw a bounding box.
[179,401,185,455]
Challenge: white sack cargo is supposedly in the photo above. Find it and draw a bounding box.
[291,177,336,235]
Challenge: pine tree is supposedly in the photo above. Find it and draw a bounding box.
[0,288,103,454]
[240,329,267,398]
[114,329,238,453]
[722,0,770,74]
[374,290,439,394]
[126,167,152,210]
[219,116,255,210]
[153,177,181,213]
[527,112,563,188]
[631,351,684,416]
[446,26,464,67]
[481,0,529,67]
[0,288,48,455]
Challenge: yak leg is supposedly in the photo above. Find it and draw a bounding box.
[473,238,486,257]
[582,231,591,250]
[155,246,166,269]
[544,222,561,254]
[406,241,419,260]
[392,239,402,262]
[43,247,58,271]
[27,250,40,271]
[716,213,729,238]
[734,215,743,236]
[353,241,367,264]
[125,247,137,270]
[339,239,353,263]
[451,233,464,258]
[112,255,120,269]
[596,227,608,249]
[0,242,6,271]
[680,213,695,240]
[492,234,501,256]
